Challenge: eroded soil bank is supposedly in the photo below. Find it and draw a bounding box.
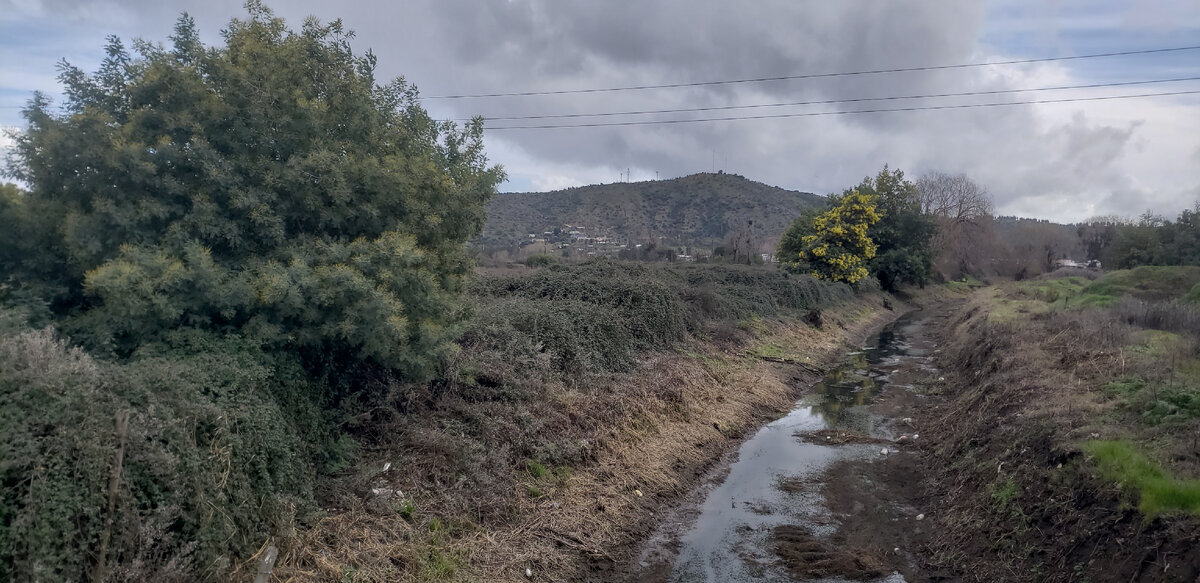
[619,296,955,582]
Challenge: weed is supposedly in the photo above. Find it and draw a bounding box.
[526,459,548,479]
[1083,440,1200,517]
[988,477,1021,512]
[527,485,543,498]
[417,546,463,581]
[397,498,416,522]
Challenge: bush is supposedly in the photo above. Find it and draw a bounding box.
[0,315,317,582]
[461,261,855,385]
[463,298,636,378]
[470,260,689,348]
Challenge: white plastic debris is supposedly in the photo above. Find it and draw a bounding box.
[525,567,533,578]
[893,547,900,554]
[382,462,391,472]
[915,513,925,521]
[634,489,644,497]
[912,433,919,440]
[880,448,889,455]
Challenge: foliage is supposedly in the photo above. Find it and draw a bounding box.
[1083,440,1200,517]
[776,207,822,274]
[463,261,853,384]
[1086,203,1200,269]
[0,312,317,582]
[848,166,937,291]
[3,5,503,384]
[792,191,881,284]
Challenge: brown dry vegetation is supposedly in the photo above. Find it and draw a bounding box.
[920,274,1200,582]
[274,297,899,582]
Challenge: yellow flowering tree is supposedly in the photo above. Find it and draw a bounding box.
[798,190,882,283]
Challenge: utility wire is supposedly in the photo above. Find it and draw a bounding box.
[462,76,1200,121]
[426,45,1200,99]
[484,89,1200,130]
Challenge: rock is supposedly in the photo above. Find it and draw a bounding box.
[634,489,644,497]
[915,513,925,521]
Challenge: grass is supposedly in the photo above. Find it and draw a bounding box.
[525,459,548,479]
[988,477,1021,512]
[1083,440,1200,517]
[1075,266,1200,306]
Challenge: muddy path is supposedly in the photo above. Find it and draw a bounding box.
[621,305,953,582]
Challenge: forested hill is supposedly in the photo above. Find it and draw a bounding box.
[480,172,828,249]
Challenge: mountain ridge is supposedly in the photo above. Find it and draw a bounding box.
[480,172,829,252]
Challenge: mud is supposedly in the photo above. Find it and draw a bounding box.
[621,304,954,582]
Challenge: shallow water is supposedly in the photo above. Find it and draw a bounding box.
[666,312,926,583]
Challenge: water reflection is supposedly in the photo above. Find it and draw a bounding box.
[666,312,920,582]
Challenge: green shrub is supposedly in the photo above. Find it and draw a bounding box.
[0,317,317,581]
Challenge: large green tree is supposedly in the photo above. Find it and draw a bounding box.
[3,4,504,383]
[847,166,936,291]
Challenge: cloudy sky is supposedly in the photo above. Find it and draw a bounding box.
[2,0,1199,222]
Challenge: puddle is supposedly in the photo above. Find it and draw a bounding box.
[639,310,933,583]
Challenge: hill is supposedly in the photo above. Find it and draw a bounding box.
[480,173,829,253]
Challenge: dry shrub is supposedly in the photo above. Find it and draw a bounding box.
[1109,296,1200,338]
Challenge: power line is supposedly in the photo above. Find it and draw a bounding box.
[425,45,1200,99]
[484,89,1200,130]
[462,76,1200,121]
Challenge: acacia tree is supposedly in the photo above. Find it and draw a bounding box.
[3,4,504,385]
[794,190,881,284]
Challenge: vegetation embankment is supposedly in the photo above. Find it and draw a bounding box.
[0,6,903,581]
[1,249,896,581]
[921,266,1200,582]
[275,260,899,582]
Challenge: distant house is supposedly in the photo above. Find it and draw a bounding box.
[1054,259,1083,269]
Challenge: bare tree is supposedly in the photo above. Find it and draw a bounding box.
[916,172,996,279]
[916,172,994,224]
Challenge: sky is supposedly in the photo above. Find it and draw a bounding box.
[2,0,1199,223]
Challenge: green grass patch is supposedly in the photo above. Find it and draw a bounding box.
[526,459,548,479]
[1104,375,1200,425]
[988,477,1021,512]
[1013,277,1090,304]
[1077,266,1200,305]
[1187,282,1200,304]
[1083,440,1200,517]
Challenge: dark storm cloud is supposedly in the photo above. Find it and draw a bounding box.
[3,0,1198,220]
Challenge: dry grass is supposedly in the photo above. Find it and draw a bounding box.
[272,296,898,582]
[920,281,1200,582]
